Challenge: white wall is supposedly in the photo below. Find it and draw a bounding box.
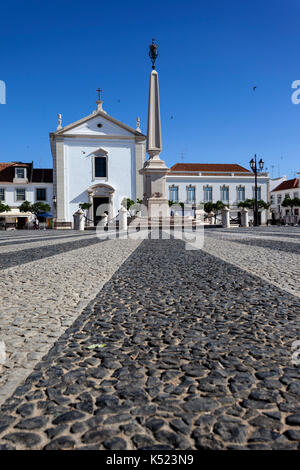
[0,183,53,211]
[166,176,269,206]
[64,138,136,220]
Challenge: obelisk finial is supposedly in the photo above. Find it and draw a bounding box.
[149,38,158,70]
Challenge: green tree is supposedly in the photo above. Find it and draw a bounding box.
[203,200,226,223]
[0,202,11,213]
[79,202,92,211]
[281,195,299,215]
[238,198,270,210]
[121,198,135,210]
[203,201,214,213]
[19,201,51,215]
[293,197,300,208]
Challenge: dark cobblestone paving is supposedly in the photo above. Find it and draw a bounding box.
[0,238,300,450]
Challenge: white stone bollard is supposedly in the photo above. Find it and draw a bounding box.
[241,207,249,227]
[73,209,85,231]
[260,209,267,225]
[222,207,230,228]
[119,206,128,232]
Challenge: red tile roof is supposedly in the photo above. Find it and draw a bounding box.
[272,178,299,192]
[0,163,30,182]
[0,162,52,183]
[171,163,252,173]
[32,169,53,183]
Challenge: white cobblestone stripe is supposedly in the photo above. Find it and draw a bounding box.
[0,233,95,254]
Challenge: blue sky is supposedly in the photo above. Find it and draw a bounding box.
[1,0,300,179]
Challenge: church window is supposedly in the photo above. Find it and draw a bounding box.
[94,156,107,178]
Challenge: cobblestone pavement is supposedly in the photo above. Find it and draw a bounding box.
[203,227,300,298]
[0,228,299,450]
[0,231,141,406]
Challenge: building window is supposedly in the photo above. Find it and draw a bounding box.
[187,186,195,203]
[237,186,245,202]
[253,186,261,200]
[15,168,26,179]
[221,186,229,203]
[204,186,212,202]
[270,195,275,204]
[294,192,299,199]
[16,188,26,201]
[94,156,107,178]
[36,188,46,201]
[169,185,178,202]
[295,208,299,216]
[277,194,282,204]
[0,188,5,201]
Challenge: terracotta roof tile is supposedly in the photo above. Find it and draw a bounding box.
[272,178,299,192]
[32,169,53,183]
[171,163,251,173]
[0,162,52,183]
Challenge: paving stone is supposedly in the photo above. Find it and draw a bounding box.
[213,420,249,443]
[52,410,85,425]
[16,417,48,430]
[182,397,219,412]
[286,414,300,426]
[43,436,76,450]
[3,432,41,448]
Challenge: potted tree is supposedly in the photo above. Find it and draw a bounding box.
[0,202,11,230]
[19,201,51,229]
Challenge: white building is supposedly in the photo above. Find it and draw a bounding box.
[270,173,300,223]
[49,100,146,228]
[166,163,270,224]
[0,162,53,229]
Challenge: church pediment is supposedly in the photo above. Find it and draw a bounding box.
[54,110,146,139]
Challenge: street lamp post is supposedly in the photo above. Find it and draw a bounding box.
[249,154,264,226]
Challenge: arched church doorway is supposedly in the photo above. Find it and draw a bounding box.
[93,197,109,225]
[87,183,115,226]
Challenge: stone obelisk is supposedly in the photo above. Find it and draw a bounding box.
[140,39,169,218]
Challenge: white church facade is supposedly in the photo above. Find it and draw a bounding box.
[49,100,146,229]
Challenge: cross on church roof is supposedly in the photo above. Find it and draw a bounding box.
[96,88,103,100]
